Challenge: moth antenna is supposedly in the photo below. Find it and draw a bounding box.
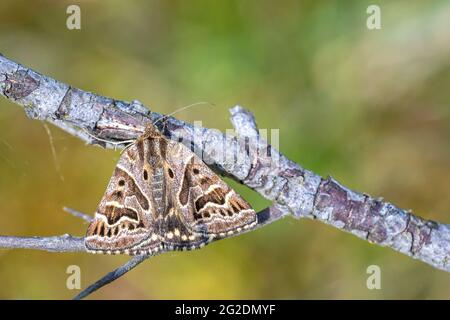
[119,141,136,155]
[153,101,216,127]
[81,128,135,151]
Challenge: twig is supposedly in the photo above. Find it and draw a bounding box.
[0,234,85,253]
[0,54,448,292]
[64,207,93,223]
[73,254,151,300]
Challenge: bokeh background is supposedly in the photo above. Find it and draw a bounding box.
[0,0,449,299]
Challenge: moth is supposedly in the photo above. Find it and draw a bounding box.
[85,122,257,255]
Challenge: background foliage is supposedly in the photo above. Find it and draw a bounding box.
[0,0,449,299]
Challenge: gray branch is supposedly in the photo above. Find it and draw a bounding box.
[73,254,151,300]
[0,234,85,252]
[0,54,448,275]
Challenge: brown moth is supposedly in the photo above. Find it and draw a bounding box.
[85,122,257,255]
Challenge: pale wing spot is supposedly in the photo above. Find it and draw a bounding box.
[196,191,237,212]
[104,201,124,208]
[205,184,223,194]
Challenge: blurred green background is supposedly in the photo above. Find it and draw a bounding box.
[0,0,449,299]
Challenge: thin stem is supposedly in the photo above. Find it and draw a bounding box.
[0,235,85,253]
[64,207,93,223]
[74,254,151,300]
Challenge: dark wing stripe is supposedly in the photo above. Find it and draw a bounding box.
[159,137,167,161]
[194,187,227,212]
[179,169,190,206]
[102,206,139,225]
[136,139,144,161]
[114,167,150,211]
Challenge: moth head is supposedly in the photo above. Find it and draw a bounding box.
[143,121,162,138]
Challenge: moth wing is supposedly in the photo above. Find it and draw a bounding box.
[163,140,257,241]
[85,144,162,255]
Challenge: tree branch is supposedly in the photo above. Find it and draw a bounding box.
[0,54,448,281]
[0,205,284,299]
[0,234,85,252]
[73,254,151,300]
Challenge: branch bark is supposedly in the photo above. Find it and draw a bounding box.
[0,234,85,252]
[0,54,448,276]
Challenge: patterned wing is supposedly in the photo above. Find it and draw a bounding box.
[85,143,162,255]
[131,132,210,251]
[160,135,258,249]
[86,122,257,254]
